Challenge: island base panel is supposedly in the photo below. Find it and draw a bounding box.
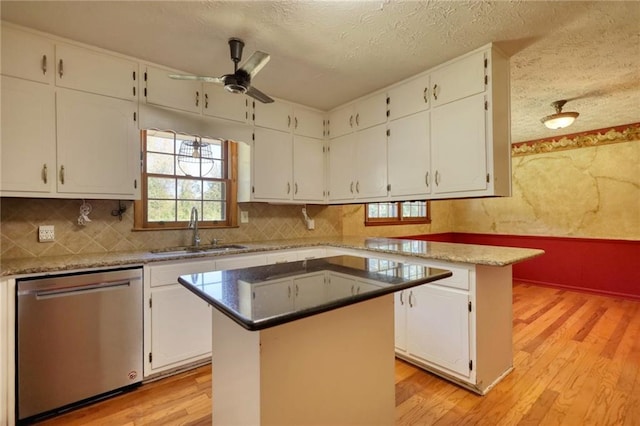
[212,295,396,426]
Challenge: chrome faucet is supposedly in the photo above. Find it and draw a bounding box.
[188,207,200,247]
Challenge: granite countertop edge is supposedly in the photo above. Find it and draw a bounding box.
[0,237,545,277]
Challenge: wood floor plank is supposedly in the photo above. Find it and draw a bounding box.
[32,282,640,426]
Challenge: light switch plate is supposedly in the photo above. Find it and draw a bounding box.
[38,225,55,242]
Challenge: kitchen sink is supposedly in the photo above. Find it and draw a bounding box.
[151,244,248,255]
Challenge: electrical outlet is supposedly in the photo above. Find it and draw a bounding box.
[240,211,249,223]
[38,225,55,242]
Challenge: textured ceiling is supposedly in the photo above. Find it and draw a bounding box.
[1,1,639,143]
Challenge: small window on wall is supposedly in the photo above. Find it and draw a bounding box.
[134,130,238,229]
[365,201,430,226]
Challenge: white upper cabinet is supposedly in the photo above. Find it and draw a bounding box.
[388,110,431,198]
[252,127,293,200]
[56,88,138,197]
[144,65,202,114]
[430,51,485,107]
[387,73,430,121]
[55,43,138,101]
[429,46,511,198]
[253,99,293,132]
[0,76,56,194]
[293,135,325,202]
[1,25,54,84]
[328,133,358,201]
[202,84,249,123]
[293,107,325,139]
[328,93,388,138]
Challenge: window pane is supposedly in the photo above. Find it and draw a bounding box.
[147,200,176,222]
[177,200,201,221]
[147,153,175,174]
[203,201,226,221]
[203,159,224,178]
[147,177,176,199]
[177,179,203,200]
[204,181,226,201]
[147,133,175,154]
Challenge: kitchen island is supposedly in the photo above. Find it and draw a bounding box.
[178,255,452,426]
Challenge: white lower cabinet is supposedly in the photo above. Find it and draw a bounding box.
[144,259,215,377]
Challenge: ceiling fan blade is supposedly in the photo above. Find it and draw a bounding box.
[238,51,270,78]
[246,85,274,103]
[168,74,225,84]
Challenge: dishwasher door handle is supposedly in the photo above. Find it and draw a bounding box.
[34,279,132,299]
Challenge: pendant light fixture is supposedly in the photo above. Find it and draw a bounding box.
[541,100,579,130]
[178,137,214,176]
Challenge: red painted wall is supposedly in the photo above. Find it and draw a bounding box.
[400,233,640,300]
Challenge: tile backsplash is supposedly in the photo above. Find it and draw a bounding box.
[0,198,342,259]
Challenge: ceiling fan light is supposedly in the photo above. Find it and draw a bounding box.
[541,111,579,129]
[224,84,247,94]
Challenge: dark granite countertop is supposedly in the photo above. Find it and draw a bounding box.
[178,255,452,331]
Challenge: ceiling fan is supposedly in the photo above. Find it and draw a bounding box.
[169,37,274,103]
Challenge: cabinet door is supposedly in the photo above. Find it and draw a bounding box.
[150,284,211,370]
[328,105,354,139]
[431,93,487,194]
[253,100,293,132]
[56,89,137,197]
[293,272,327,310]
[355,124,388,199]
[406,285,470,377]
[388,110,431,197]
[1,26,54,84]
[388,73,430,121]
[328,133,357,201]
[215,254,267,271]
[203,84,248,123]
[252,279,293,319]
[293,135,325,202]
[145,65,202,114]
[252,127,293,200]
[355,92,388,130]
[294,107,325,139]
[394,290,408,352]
[55,43,137,101]
[326,273,357,302]
[1,76,56,194]
[431,51,485,107]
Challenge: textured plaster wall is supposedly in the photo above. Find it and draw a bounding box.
[450,140,639,240]
[0,201,342,259]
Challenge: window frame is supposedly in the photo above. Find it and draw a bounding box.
[364,201,431,226]
[134,130,238,230]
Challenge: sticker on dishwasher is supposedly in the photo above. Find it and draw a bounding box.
[128,371,138,381]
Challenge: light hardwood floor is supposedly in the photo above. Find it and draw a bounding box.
[37,282,640,425]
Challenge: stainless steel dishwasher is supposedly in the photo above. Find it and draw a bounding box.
[17,267,143,422]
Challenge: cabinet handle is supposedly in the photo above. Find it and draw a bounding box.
[294,182,298,194]
[425,171,429,187]
[288,285,292,298]
[350,182,354,194]
[423,87,428,103]
[356,181,360,193]
[42,164,48,184]
[288,115,291,128]
[58,59,64,78]
[349,115,353,128]
[356,285,361,294]
[409,291,414,308]
[294,117,298,129]
[355,113,360,126]
[435,170,440,186]
[287,182,291,194]
[295,284,299,297]
[433,84,438,100]
[399,291,404,305]
[59,165,65,184]
[42,55,47,75]
[195,91,200,107]
[351,285,355,295]
[205,93,209,109]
